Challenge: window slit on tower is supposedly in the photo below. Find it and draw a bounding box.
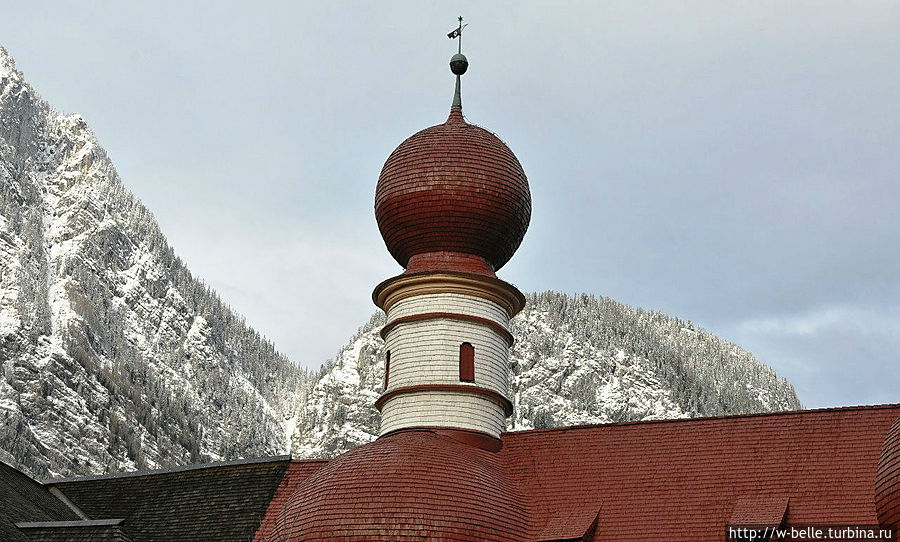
[459,342,475,382]
[384,350,391,390]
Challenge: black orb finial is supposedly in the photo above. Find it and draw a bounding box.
[450,53,468,76]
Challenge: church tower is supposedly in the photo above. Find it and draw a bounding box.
[273,26,534,541]
[372,31,531,439]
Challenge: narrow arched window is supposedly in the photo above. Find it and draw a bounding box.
[459,343,475,382]
[384,350,391,390]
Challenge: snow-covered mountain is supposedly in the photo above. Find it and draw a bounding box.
[0,47,307,478]
[0,46,799,477]
[290,292,800,457]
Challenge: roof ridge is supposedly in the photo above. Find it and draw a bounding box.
[46,455,291,484]
[16,519,125,528]
[503,403,900,436]
[0,455,43,483]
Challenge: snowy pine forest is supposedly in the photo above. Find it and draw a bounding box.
[289,292,799,458]
[0,46,799,478]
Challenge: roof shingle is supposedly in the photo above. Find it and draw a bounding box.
[0,460,79,542]
[51,457,291,542]
[501,405,900,541]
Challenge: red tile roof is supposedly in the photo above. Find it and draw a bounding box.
[501,404,900,541]
[263,404,900,542]
[728,495,789,527]
[536,507,600,541]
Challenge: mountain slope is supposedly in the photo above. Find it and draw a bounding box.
[290,291,800,457]
[0,47,306,478]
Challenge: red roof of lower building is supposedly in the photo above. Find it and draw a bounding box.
[503,404,900,540]
[260,404,900,542]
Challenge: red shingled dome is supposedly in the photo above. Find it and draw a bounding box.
[876,416,900,537]
[271,429,531,542]
[375,108,531,275]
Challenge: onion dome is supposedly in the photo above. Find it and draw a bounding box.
[374,53,531,277]
[272,429,530,541]
[876,416,900,537]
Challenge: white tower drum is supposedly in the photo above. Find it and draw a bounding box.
[373,273,524,438]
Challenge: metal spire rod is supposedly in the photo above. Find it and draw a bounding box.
[448,16,470,111]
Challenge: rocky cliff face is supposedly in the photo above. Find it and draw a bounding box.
[0,47,305,478]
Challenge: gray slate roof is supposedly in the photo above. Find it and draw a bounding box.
[0,460,79,542]
[49,456,292,542]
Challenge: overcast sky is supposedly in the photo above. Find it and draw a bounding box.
[2,2,898,409]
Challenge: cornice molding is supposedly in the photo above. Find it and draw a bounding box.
[373,271,525,318]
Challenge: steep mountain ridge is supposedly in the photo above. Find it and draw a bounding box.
[0,47,306,478]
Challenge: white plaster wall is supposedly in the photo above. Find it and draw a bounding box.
[384,319,509,394]
[379,291,511,436]
[379,391,506,437]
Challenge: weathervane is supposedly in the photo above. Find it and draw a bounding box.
[447,16,468,54]
[447,16,469,109]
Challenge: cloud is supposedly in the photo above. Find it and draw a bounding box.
[736,305,900,337]
[724,305,900,408]
[162,214,398,369]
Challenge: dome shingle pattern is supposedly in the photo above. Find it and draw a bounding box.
[375,108,531,275]
[271,429,531,542]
